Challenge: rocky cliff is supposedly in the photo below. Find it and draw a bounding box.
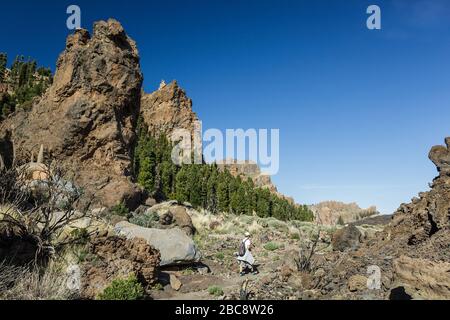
[310,201,379,225]
[318,137,450,299]
[140,80,198,137]
[217,159,278,193]
[385,137,450,262]
[216,159,304,206]
[0,19,143,208]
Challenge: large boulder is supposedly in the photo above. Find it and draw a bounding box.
[391,255,450,300]
[0,19,143,209]
[114,221,201,266]
[347,275,368,292]
[81,235,160,299]
[142,201,195,236]
[331,225,362,252]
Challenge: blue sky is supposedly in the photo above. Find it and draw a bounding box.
[1,0,449,213]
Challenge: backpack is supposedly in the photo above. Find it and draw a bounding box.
[238,238,247,257]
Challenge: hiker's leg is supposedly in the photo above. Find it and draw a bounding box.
[252,265,259,274]
[239,261,245,274]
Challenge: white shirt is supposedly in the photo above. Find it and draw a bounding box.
[243,238,251,250]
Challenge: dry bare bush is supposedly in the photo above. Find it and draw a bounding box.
[0,260,76,300]
[295,228,320,273]
[0,162,92,264]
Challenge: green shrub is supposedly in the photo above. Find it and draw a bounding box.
[264,242,281,251]
[111,202,130,217]
[151,283,164,291]
[215,252,225,260]
[129,211,159,228]
[290,232,300,240]
[208,286,224,297]
[70,228,90,244]
[73,247,89,263]
[97,275,145,300]
[267,219,287,231]
[239,215,254,225]
[182,267,195,276]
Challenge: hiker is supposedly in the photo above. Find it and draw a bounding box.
[237,232,258,276]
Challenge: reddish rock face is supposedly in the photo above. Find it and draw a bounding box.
[311,201,379,226]
[217,160,278,193]
[140,81,198,137]
[0,19,143,208]
[81,235,160,299]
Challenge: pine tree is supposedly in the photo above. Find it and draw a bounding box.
[188,165,203,207]
[217,173,230,213]
[160,160,174,199]
[230,184,247,215]
[175,165,190,203]
[256,188,271,218]
[0,53,6,83]
[200,165,210,208]
[206,165,218,213]
[137,157,154,191]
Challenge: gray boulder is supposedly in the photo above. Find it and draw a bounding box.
[331,225,362,252]
[114,221,201,266]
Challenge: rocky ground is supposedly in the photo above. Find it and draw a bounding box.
[140,208,385,300]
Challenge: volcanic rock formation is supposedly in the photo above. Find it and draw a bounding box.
[140,80,199,137]
[217,159,278,193]
[0,19,143,208]
[82,235,160,299]
[318,137,450,299]
[310,201,379,226]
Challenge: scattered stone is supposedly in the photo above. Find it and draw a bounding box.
[145,198,157,207]
[170,274,182,291]
[134,205,150,215]
[280,265,293,281]
[331,225,362,252]
[348,275,368,292]
[197,267,209,275]
[144,202,195,236]
[160,212,173,225]
[261,274,277,285]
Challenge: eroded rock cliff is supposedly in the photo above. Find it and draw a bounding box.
[140,80,198,137]
[319,137,450,299]
[0,19,143,208]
